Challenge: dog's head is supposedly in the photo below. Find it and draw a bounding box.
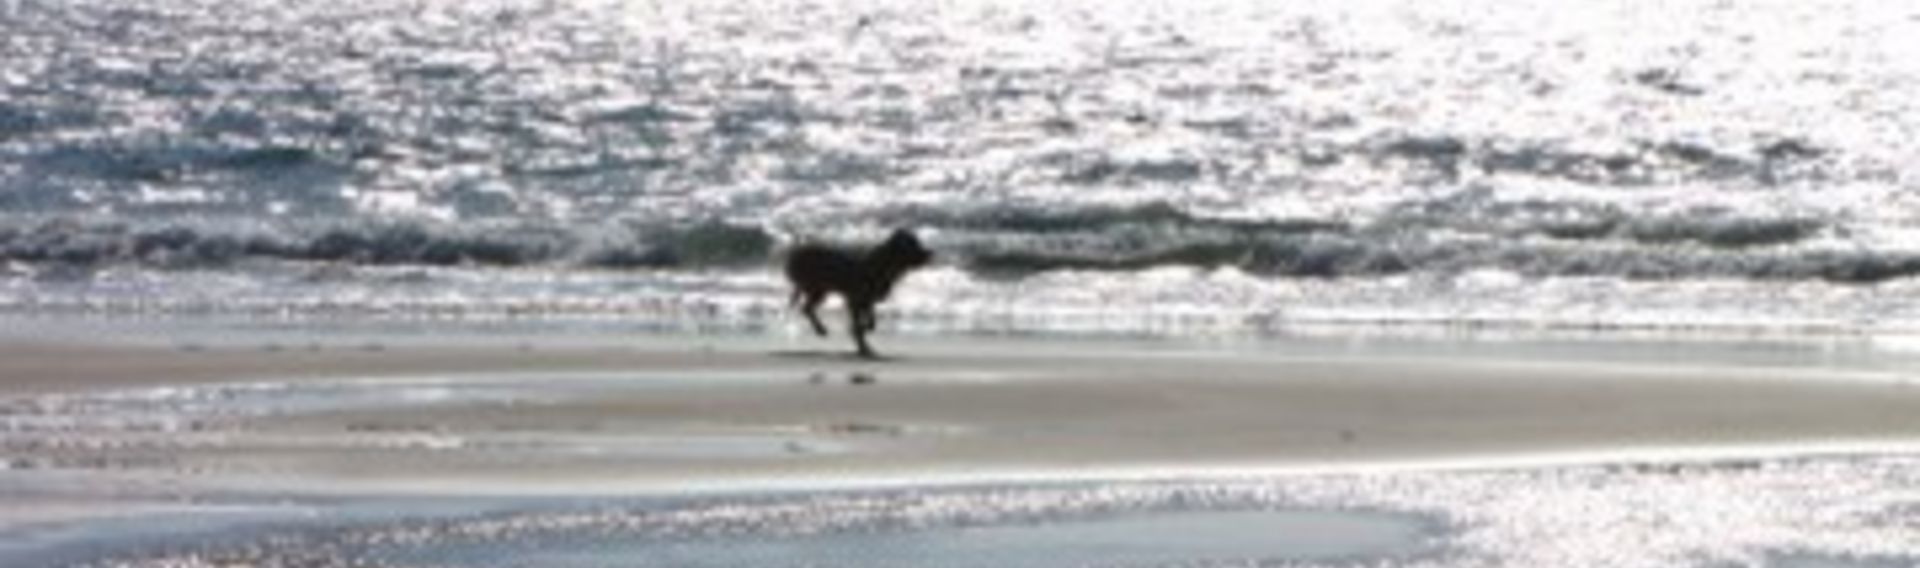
[875,228,932,269]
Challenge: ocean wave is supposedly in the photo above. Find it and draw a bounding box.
[1367,135,1830,186]
[0,206,1905,283]
[579,222,775,269]
[0,219,773,271]
[0,103,38,139]
[25,141,343,186]
[958,233,1920,283]
[863,201,1349,236]
[843,200,1857,280]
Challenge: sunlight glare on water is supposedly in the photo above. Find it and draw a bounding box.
[4,0,1920,333]
[11,456,1920,567]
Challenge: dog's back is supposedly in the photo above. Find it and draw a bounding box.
[784,244,864,297]
[785,230,930,302]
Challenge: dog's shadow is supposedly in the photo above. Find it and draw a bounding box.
[770,349,901,363]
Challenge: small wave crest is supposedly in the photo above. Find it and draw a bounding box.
[0,201,1910,284]
[0,218,775,272]
[955,235,1920,283]
[863,201,1348,236]
[1366,134,1833,186]
[831,201,1890,283]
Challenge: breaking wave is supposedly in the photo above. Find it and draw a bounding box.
[0,200,1907,283]
[0,219,774,271]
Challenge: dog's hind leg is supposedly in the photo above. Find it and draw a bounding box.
[798,290,830,337]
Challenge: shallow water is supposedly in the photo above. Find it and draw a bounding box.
[6,489,1440,568]
[3,369,1920,567]
[373,509,1431,568]
[7,455,1920,567]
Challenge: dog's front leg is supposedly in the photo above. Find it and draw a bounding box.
[848,302,877,358]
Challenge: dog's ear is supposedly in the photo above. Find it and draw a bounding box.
[884,228,932,265]
[886,228,920,247]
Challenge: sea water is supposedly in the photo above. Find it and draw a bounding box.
[3,0,1919,335]
[8,453,1920,567]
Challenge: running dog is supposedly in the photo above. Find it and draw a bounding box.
[784,229,932,358]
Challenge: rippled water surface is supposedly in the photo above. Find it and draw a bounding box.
[5,0,1920,332]
[8,455,1920,567]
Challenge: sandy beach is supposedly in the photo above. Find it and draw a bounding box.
[6,332,1920,493]
[9,329,1920,567]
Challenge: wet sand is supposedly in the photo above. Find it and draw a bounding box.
[5,335,1920,493]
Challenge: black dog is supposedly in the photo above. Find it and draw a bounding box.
[785,229,932,358]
